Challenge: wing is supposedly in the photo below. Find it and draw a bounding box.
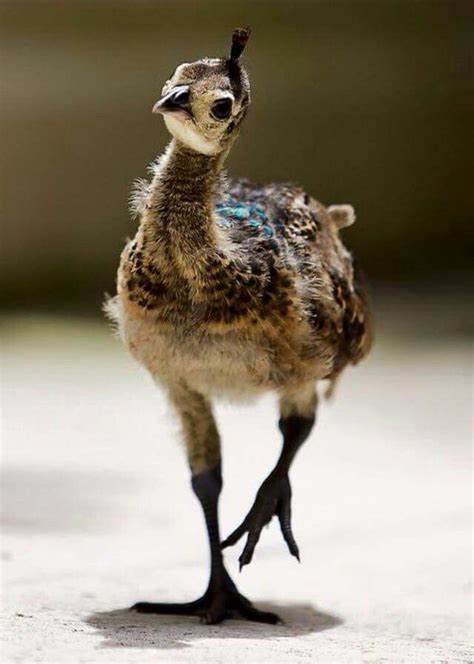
[330,259,373,369]
[220,177,373,370]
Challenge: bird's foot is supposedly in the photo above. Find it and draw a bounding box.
[131,569,280,625]
[221,470,299,569]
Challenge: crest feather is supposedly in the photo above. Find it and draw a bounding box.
[230,27,251,61]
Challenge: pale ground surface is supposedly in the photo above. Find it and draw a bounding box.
[1,316,472,663]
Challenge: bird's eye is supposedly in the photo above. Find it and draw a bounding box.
[211,98,232,120]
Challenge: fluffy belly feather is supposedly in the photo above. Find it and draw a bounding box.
[108,295,334,397]
[118,310,273,398]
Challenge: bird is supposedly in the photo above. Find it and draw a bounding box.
[105,27,373,625]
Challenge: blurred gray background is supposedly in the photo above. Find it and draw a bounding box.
[1,0,472,315]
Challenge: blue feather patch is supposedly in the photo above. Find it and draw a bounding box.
[215,198,271,237]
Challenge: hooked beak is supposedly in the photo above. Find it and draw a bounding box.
[152,85,192,121]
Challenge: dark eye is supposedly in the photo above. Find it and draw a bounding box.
[211,98,232,120]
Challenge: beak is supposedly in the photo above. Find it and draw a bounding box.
[152,85,192,119]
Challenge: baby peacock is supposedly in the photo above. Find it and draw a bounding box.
[106,28,373,625]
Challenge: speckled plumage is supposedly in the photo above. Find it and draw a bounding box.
[109,165,371,402]
[106,31,373,623]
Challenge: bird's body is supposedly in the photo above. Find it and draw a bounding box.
[107,29,373,624]
[110,168,370,401]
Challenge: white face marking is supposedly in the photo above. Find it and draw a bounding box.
[164,115,218,155]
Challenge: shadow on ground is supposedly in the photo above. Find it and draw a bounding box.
[0,465,149,533]
[86,604,342,650]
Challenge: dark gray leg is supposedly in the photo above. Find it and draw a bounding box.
[133,464,280,624]
[222,384,317,569]
[132,384,280,624]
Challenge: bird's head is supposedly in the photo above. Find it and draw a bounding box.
[152,28,251,156]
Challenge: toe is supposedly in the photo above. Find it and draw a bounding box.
[221,519,248,549]
[201,610,226,625]
[277,496,300,560]
[130,600,204,615]
[131,602,153,613]
[238,528,262,570]
[238,602,281,624]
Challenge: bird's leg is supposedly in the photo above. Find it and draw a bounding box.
[132,383,280,624]
[222,384,317,569]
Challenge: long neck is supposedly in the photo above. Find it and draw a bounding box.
[146,140,226,273]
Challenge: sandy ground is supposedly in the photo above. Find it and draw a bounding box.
[1,317,472,663]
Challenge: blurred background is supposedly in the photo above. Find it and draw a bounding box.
[1,0,472,319]
[1,2,472,662]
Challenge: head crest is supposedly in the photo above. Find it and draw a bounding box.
[230,27,251,61]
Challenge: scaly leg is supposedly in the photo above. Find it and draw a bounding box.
[222,383,317,569]
[132,383,280,624]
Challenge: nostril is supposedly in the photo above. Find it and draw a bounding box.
[171,87,190,106]
[154,85,191,116]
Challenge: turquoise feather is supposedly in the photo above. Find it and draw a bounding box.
[215,198,271,238]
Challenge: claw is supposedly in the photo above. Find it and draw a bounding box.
[238,529,262,570]
[277,496,300,561]
[223,473,300,567]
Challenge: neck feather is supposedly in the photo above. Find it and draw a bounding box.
[153,139,224,204]
[143,140,227,272]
